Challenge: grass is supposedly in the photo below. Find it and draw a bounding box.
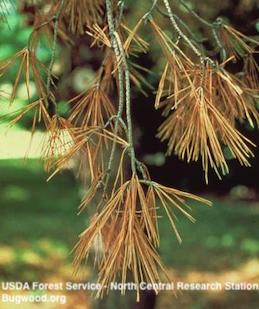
[0,160,88,290]
[159,197,259,272]
[0,159,258,308]
[0,160,84,246]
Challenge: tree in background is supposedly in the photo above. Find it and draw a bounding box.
[0,0,258,304]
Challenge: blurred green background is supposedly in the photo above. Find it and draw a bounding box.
[0,159,259,309]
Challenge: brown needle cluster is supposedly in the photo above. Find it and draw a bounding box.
[74,174,211,299]
[219,23,258,58]
[0,48,55,105]
[63,0,104,35]
[151,20,258,182]
[68,86,116,128]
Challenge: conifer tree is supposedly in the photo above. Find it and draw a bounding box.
[1,0,258,303]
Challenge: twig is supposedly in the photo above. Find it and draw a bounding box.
[177,0,213,28]
[28,17,56,51]
[103,0,126,193]
[114,31,137,174]
[46,0,65,99]
[142,0,159,21]
[176,0,227,61]
[156,6,207,43]
[104,115,128,134]
[135,158,149,180]
[162,0,202,58]
[212,22,227,62]
[116,0,125,26]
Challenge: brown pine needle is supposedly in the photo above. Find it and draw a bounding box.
[155,58,257,181]
[62,0,104,35]
[219,24,258,58]
[0,48,55,105]
[68,86,116,129]
[73,174,211,299]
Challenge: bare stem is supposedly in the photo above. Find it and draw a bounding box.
[162,0,202,58]
[212,27,227,61]
[177,0,227,61]
[142,0,159,21]
[156,7,207,45]
[104,115,128,134]
[105,0,136,177]
[46,0,65,99]
[114,31,137,174]
[177,0,213,28]
[103,0,126,193]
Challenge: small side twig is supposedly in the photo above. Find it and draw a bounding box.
[46,0,66,100]
[162,0,203,58]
